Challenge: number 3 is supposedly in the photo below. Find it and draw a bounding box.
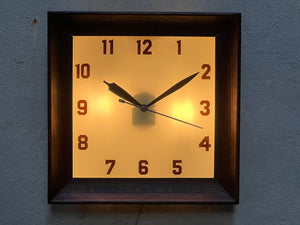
[200,100,210,116]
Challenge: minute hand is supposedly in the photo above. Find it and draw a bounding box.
[146,72,199,107]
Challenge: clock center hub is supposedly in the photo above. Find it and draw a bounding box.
[140,104,148,112]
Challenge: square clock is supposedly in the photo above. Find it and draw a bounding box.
[48,12,240,203]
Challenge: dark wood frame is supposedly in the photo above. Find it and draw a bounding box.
[48,12,240,203]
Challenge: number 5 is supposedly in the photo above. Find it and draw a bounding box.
[173,160,182,175]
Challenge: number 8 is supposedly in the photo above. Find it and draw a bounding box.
[78,135,88,150]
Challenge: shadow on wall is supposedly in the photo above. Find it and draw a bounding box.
[49,204,234,224]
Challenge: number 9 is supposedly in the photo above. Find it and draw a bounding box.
[77,100,87,115]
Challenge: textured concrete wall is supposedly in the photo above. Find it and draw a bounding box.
[0,1,299,224]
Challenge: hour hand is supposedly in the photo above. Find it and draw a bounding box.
[103,81,141,106]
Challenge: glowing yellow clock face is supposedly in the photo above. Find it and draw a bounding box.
[72,36,215,178]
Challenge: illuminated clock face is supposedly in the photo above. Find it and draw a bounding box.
[72,36,215,178]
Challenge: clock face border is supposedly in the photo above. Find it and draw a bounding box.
[48,12,240,203]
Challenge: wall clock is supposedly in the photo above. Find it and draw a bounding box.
[48,12,240,203]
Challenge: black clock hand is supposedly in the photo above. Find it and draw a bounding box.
[119,99,203,129]
[103,81,142,106]
[146,72,199,107]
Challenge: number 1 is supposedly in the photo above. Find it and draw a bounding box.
[177,40,182,55]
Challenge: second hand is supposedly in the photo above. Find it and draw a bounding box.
[118,99,203,129]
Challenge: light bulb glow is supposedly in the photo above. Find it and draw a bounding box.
[171,100,195,122]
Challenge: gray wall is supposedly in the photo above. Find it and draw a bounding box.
[1,1,299,224]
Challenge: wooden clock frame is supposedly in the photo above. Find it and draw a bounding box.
[48,12,240,203]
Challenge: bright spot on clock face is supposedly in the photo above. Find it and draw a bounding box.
[171,100,194,122]
[93,94,112,115]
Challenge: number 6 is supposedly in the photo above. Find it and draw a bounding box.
[138,160,149,175]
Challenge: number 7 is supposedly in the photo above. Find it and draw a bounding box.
[105,160,116,175]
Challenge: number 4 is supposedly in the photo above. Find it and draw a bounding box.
[199,136,211,151]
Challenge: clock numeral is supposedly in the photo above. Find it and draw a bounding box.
[75,63,90,79]
[201,64,211,79]
[105,160,116,175]
[177,40,182,55]
[200,100,210,116]
[138,160,149,175]
[101,160,187,175]
[172,160,182,175]
[77,100,87,115]
[102,40,114,54]
[199,136,211,151]
[78,135,88,150]
[137,39,152,55]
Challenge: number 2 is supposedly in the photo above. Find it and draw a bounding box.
[201,64,211,79]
